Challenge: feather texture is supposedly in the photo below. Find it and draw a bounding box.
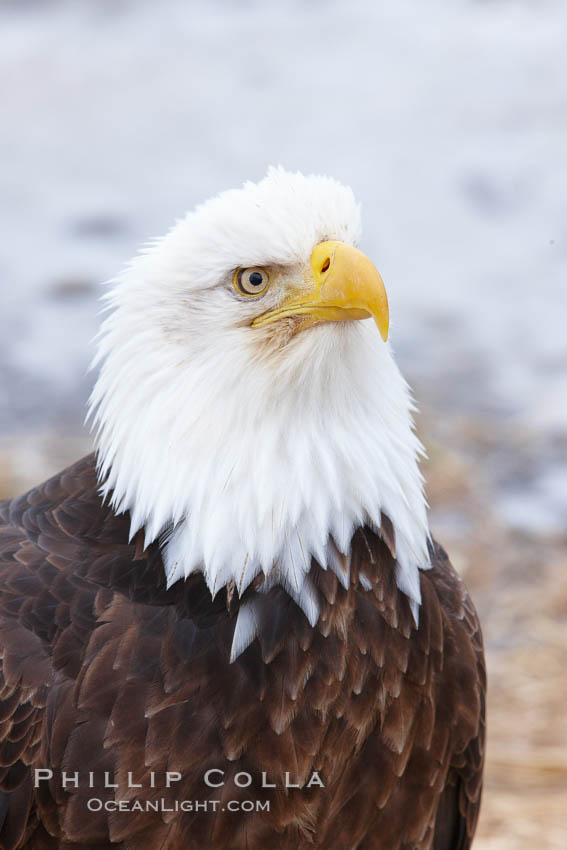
[0,456,485,849]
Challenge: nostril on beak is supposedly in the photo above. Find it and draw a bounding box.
[320,257,331,274]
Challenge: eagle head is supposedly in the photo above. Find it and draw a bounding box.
[89,167,429,654]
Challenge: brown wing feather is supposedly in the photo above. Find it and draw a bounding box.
[431,549,486,850]
[0,455,485,849]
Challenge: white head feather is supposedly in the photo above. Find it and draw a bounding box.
[89,167,430,656]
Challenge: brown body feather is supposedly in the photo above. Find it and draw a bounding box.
[0,455,485,849]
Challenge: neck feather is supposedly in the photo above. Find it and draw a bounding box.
[90,320,430,647]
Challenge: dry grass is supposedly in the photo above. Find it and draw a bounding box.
[421,408,567,850]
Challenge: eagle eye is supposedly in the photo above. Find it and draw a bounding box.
[233,267,270,297]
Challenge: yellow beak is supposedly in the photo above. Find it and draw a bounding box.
[252,240,389,341]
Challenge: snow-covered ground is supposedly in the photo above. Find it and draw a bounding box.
[1,0,566,520]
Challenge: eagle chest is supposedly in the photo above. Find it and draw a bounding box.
[33,533,481,850]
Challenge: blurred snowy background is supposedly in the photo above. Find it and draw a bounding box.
[1,0,566,846]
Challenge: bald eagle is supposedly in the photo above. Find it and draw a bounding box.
[0,169,485,850]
